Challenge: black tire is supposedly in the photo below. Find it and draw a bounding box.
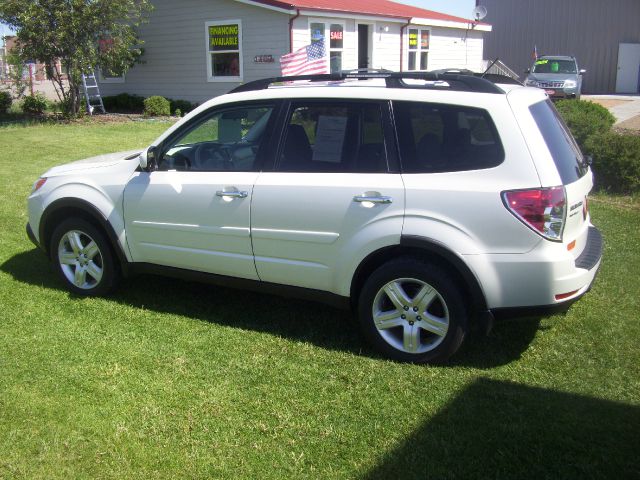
[50,218,119,296]
[357,257,467,364]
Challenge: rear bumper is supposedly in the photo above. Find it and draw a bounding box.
[469,226,603,319]
[26,223,45,252]
[26,223,39,247]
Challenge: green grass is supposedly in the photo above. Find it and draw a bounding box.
[0,120,639,479]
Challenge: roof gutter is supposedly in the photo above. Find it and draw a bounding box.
[399,18,411,72]
[289,8,300,52]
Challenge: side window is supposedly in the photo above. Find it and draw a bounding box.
[158,105,273,172]
[277,102,388,173]
[393,101,504,173]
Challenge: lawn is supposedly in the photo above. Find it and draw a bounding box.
[0,120,638,479]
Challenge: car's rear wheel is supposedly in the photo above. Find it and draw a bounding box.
[50,218,118,296]
[358,257,467,363]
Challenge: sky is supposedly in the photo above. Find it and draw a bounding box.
[401,0,477,19]
[1,0,478,36]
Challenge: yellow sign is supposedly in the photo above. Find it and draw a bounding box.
[209,24,239,51]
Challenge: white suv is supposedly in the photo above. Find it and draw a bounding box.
[26,72,602,363]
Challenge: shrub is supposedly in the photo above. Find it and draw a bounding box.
[102,93,145,113]
[22,93,48,115]
[585,132,640,194]
[174,108,182,117]
[555,99,616,149]
[143,95,170,116]
[0,91,12,114]
[169,98,197,115]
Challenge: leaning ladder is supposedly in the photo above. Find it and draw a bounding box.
[81,71,106,115]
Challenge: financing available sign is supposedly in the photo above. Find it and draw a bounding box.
[209,24,239,51]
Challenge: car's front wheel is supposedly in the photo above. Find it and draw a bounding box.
[50,218,118,296]
[358,257,467,363]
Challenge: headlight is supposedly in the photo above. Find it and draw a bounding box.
[525,80,538,87]
[564,80,577,88]
[32,177,47,193]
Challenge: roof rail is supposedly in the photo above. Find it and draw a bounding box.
[228,71,505,94]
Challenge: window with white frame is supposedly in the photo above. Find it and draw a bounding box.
[206,20,242,81]
[309,21,345,73]
[407,28,429,71]
[329,23,344,73]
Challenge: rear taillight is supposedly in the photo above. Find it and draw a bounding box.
[502,186,566,241]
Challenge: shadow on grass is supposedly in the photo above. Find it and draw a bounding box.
[3,249,540,366]
[0,112,58,128]
[364,378,639,480]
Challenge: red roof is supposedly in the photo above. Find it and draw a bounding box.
[246,0,475,23]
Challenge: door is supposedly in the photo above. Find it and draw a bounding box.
[251,100,404,293]
[124,103,276,279]
[616,43,640,93]
[358,24,370,69]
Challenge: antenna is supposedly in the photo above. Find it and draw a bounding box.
[472,5,488,22]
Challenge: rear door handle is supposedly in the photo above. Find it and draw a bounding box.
[353,195,392,204]
[216,190,248,199]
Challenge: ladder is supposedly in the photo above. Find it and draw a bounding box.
[81,71,106,115]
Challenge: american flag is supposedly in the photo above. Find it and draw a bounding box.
[280,40,328,76]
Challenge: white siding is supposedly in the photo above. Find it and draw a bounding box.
[372,23,402,71]
[427,28,484,72]
[98,0,289,103]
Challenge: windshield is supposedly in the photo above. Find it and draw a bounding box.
[532,59,577,74]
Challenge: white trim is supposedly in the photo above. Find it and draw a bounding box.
[301,10,406,24]
[411,17,492,31]
[205,19,243,83]
[232,0,294,15]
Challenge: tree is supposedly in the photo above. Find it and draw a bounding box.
[3,51,29,99]
[0,0,152,115]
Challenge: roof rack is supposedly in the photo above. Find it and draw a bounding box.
[229,71,505,94]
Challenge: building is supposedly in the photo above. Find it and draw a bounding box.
[97,0,491,103]
[480,0,640,94]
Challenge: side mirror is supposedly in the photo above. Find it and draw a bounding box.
[139,146,158,171]
[579,69,586,74]
[524,68,530,74]
[585,155,593,166]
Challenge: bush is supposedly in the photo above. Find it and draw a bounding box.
[169,98,197,116]
[0,91,12,114]
[22,93,48,115]
[101,94,196,115]
[102,93,145,113]
[585,132,640,194]
[555,99,616,149]
[143,95,170,116]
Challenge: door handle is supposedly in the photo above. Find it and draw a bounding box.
[353,195,392,204]
[216,190,248,198]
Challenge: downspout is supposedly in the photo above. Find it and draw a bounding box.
[399,18,411,72]
[289,9,301,52]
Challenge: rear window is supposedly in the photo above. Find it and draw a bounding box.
[393,101,504,173]
[529,99,588,184]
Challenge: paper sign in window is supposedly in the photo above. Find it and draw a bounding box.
[312,116,347,163]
